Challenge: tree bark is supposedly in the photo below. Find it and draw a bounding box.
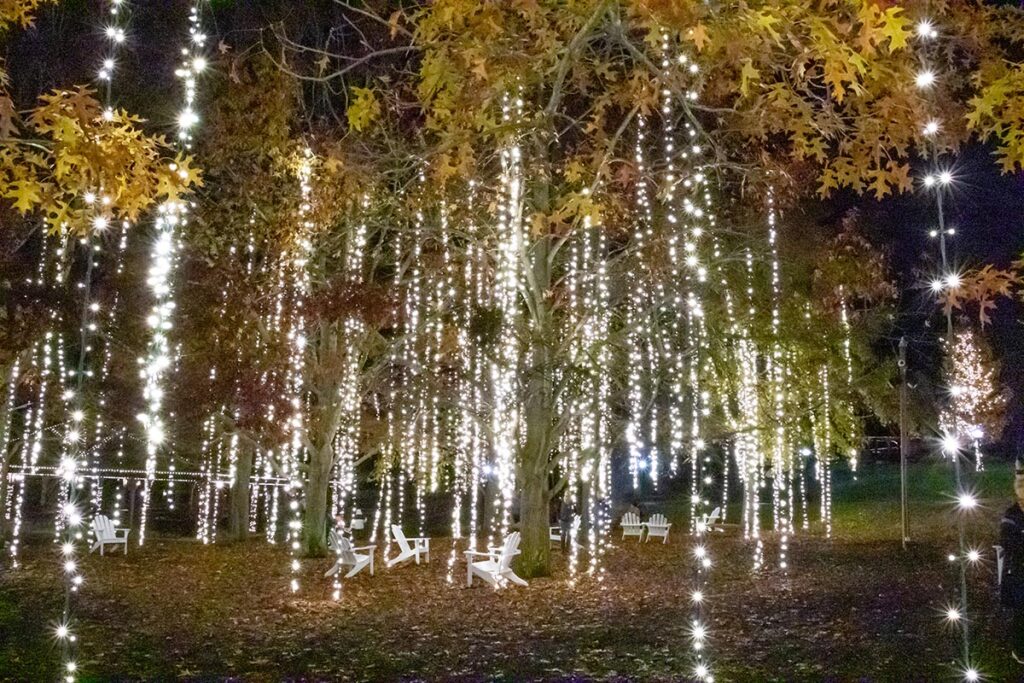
[302,440,334,557]
[228,438,255,541]
[301,320,348,558]
[512,131,559,578]
[517,459,550,577]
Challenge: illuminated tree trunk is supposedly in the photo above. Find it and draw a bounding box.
[515,158,557,576]
[516,332,561,577]
[227,438,254,541]
[301,320,345,558]
[517,377,554,577]
[303,440,334,557]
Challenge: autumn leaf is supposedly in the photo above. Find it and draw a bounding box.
[388,10,403,39]
[4,179,42,212]
[0,93,17,138]
[347,87,381,132]
[880,7,910,53]
[739,59,760,97]
[687,23,709,52]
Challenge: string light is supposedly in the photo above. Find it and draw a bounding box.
[914,10,980,678]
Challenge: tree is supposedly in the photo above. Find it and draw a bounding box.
[940,327,1007,446]
[245,0,1001,576]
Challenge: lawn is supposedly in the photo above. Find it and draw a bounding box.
[0,459,1019,681]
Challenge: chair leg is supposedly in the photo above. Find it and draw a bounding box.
[467,563,473,587]
[370,555,375,576]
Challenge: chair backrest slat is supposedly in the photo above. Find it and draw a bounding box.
[336,536,358,565]
[650,513,667,526]
[499,532,520,572]
[623,512,639,526]
[94,515,112,539]
[391,525,412,554]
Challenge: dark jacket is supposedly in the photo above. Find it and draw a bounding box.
[1001,502,1024,608]
[559,502,574,528]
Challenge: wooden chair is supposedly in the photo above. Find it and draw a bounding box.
[350,508,366,531]
[697,507,722,534]
[550,515,581,548]
[644,513,672,544]
[324,530,376,578]
[89,514,129,555]
[465,531,528,588]
[385,524,430,568]
[620,512,645,541]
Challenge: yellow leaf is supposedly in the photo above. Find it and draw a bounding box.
[388,10,402,39]
[687,23,709,52]
[880,7,910,52]
[739,59,760,97]
[753,10,782,44]
[4,179,42,213]
[347,86,381,132]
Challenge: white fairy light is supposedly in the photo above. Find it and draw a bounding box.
[956,492,976,510]
[916,19,938,39]
[916,1,987,644]
[915,70,936,88]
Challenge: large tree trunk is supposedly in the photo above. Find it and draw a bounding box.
[301,320,350,558]
[302,440,334,557]
[516,352,557,577]
[512,132,560,578]
[227,438,255,541]
[517,459,551,578]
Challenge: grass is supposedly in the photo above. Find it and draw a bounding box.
[0,458,1019,681]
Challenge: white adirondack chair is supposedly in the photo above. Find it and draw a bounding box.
[550,515,581,547]
[350,508,366,531]
[465,531,528,588]
[385,524,430,568]
[620,511,645,541]
[324,531,376,578]
[644,513,672,544]
[89,514,129,555]
[697,507,722,534]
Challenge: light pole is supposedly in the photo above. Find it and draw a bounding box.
[899,336,909,548]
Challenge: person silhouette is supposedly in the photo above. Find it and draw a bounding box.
[1000,458,1024,663]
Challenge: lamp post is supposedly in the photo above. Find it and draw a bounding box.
[899,336,909,548]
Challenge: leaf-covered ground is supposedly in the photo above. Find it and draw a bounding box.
[1,463,1021,681]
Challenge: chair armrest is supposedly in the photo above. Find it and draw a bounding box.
[464,550,499,559]
[409,537,430,543]
[351,545,376,553]
[114,528,130,537]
